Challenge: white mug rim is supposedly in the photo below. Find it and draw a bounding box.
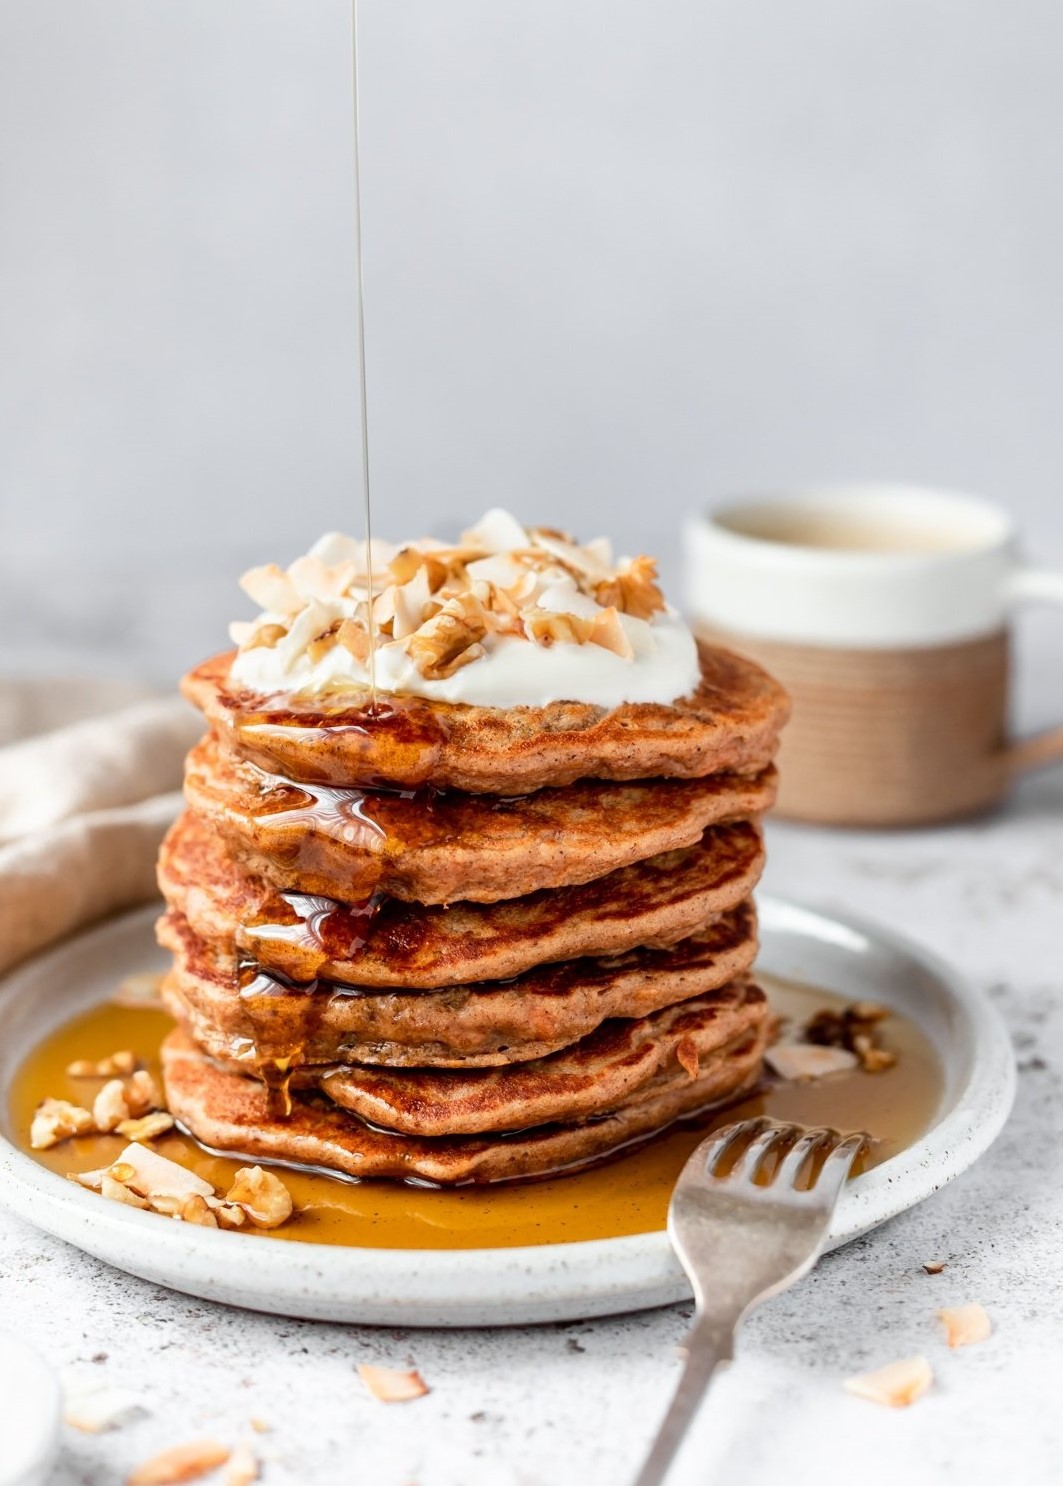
[701,483,1015,569]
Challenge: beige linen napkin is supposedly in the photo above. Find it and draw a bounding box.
[0,680,201,975]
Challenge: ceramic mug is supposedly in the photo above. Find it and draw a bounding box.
[684,484,1063,826]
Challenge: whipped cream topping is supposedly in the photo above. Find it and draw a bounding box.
[228,509,700,708]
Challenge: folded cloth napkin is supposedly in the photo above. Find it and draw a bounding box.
[0,679,201,975]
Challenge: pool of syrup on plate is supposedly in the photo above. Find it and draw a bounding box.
[9,974,943,1251]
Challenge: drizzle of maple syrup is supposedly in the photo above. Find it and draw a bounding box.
[228,694,452,790]
[8,975,944,1251]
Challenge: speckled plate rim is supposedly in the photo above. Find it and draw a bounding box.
[0,897,1015,1328]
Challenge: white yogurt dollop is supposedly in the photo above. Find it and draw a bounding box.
[228,510,700,709]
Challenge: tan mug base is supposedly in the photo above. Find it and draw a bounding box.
[695,626,1011,827]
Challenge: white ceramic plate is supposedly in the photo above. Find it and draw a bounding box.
[0,899,1015,1327]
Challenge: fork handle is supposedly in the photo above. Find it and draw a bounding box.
[631,1318,737,1486]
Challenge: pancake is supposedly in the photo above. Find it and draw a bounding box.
[182,643,789,794]
[159,904,759,1069]
[315,983,768,1135]
[183,733,775,904]
[158,811,764,988]
[161,1022,768,1185]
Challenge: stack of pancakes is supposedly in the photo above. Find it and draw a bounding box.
[157,644,788,1184]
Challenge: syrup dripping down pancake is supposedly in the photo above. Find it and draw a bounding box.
[158,811,764,989]
[183,643,789,794]
[161,1020,768,1185]
[182,733,775,904]
[159,905,759,1069]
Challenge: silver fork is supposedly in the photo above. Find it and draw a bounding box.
[633,1117,867,1486]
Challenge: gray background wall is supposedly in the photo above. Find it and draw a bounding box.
[3,0,1062,686]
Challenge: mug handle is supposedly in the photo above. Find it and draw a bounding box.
[1004,567,1063,775]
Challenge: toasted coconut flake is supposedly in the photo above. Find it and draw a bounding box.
[31,1098,95,1150]
[675,1037,700,1081]
[844,1356,933,1408]
[117,1112,176,1143]
[223,1442,259,1486]
[922,1261,947,1275]
[524,609,593,648]
[64,1383,145,1434]
[288,554,359,603]
[390,567,435,640]
[306,621,341,665]
[240,562,302,615]
[337,617,371,663]
[69,1167,109,1192]
[127,1440,231,1485]
[462,508,529,553]
[588,607,635,660]
[765,1044,859,1081]
[357,1364,430,1404]
[93,1080,131,1133]
[113,1143,216,1203]
[226,1167,294,1229]
[938,1303,991,1348]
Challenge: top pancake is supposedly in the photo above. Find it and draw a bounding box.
[182,643,789,793]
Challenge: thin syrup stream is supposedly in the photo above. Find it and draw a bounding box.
[350,0,377,707]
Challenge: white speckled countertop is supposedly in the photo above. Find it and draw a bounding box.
[2,640,1061,1486]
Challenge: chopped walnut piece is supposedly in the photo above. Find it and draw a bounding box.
[93,1080,131,1133]
[594,555,665,620]
[357,1364,430,1403]
[939,1303,992,1348]
[223,1442,259,1486]
[844,1356,933,1408]
[101,1173,151,1210]
[805,1002,896,1073]
[226,1166,294,1228]
[337,617,371,663]
[124,1069,163,1117]
[765,1044,859,1081]
[127,1440,231,1485]
[66,1050,137,1079]
[31,1098,95,1150]
[215,1204,248,1230]
[922,1260,947,1275]
[116,1112,176,1143]
[675,1038,700,1081]
[405,596,488,679]
[179,1195,219,1228]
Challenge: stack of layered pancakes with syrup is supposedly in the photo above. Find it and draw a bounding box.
[156,511,789,1184]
